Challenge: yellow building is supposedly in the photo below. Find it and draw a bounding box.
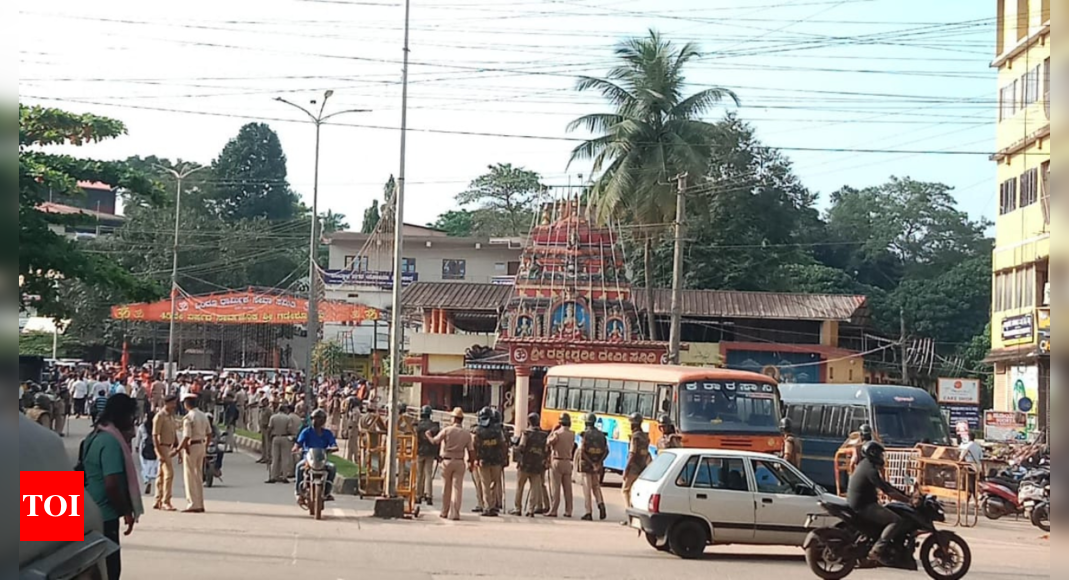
[987,0,1050,434]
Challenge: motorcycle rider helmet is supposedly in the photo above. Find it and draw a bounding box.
[528,412,541,427]
[859,424,874,442]
[311,409,328,423]
[628,412,644,426]
[780,417,794,434]
[585,413,598,427]
[420,405,433,419]
[861,441,886,467]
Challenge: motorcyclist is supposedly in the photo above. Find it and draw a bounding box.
[294,409,339,507]
[850,424,875,469]
[848,441,911,565]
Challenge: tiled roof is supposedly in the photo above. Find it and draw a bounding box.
[634,289,866,322]
[401,282,867,322]
[77,181,113,190]
[401,282,511,311]
[37,202,125,223]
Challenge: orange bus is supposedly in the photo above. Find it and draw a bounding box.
[540,364,784,474]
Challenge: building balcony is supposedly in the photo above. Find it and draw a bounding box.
[408,332,496,357]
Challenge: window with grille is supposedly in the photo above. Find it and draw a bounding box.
[1023,66,1041,107]
[1000,178,1018,215]
[1020,168,1039,207]
[999,81,1017,121]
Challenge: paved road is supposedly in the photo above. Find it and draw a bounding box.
[63,418,1050,580]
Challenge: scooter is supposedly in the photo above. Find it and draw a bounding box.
[980,467,1048,520]
[1031,495,1050,533]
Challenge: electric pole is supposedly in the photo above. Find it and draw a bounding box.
[159,163,206,381]
[275,92,370,412]
[668,173,688,365]
[900,309,909,385]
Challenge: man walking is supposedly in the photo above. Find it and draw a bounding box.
[70,374,89,418]
[257,398,273,465]
[546,413,575,519]
[267,404,294,484]
[177,394,211,513]
[511,413,548,517]
[622,413,650,510]
[473,407,507,517]
[415,406,440,506]
[153,395,179,511]
[579,413,609,521]
[427,408,475,521]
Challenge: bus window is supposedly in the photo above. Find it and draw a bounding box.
[609,380,624,392]
[568,387,582,411]
[787,405,805,430]
[846,406,869,434]
[621,392,639,416]
[803,405,825,437]
[593,390,609,413]
[823,406,845,438]
[595,379,609,390]
[581,378,596,389]
[580,389,595,412]
[656,384,673,415]
[545,386,560,410]
[638,393,655,418]
[624,381,640,392]
[639,382,657,393]
[607,391,622,415]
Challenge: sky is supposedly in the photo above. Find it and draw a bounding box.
[19,0,1003,231]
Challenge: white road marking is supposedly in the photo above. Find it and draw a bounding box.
[290,533,300,566]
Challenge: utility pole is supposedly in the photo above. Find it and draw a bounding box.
[380,0,412,514]
[275,92,370,412]
[900,309,909,385]
[668,173,688,365]
[159,163,206,382]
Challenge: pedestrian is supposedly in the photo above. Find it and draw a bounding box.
[427,407,475,521]
[415,405,441,506]
[546,413,575,518]
[71,374,89,418]
[578,413,609,521]
[511,412,548,517]
[473,407,507,517]
[656,415,683,451]
[81,394,143,580]
[138,410,160,496]
[780,418,803,469]
[345,400,362,464]
[176,394,211,513]
[91,386,108,425]
[150,373,167,412]
[257,398,273,465]
[622,413,650,511]
[223,397,239,453]
[52,388,69,436]
[267,404,294,484]
[152,395,179,511]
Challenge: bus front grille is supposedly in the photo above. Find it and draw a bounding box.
[719,438,754,449]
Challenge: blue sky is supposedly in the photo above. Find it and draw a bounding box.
[19,0,1000,229]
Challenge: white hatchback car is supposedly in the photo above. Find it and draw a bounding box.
[627,449,845,559]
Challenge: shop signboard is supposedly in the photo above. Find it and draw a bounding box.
[942,404,981,431]
[1001,313,1035,346]
[323,270,418,288]
[1037,308,1050,355]
[1008,365,1040,416]
[937,378,981,405]
[984,411,1028,442]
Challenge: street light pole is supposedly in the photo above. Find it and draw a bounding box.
[159,164,206,381]
[275,93,369,411]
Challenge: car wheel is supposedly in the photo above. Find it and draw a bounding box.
[645,532,670,552]
[668,520,707,560]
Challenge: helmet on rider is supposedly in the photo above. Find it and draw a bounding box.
[859,424,874,442]
[420,405,433,419]
[861,441,886,466]
[780,417,794,434]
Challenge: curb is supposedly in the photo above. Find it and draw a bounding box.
[235,433,360,496]
[235,435,263,454]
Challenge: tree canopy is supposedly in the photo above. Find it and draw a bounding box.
[207,123,302,222]
[456,163,543,237]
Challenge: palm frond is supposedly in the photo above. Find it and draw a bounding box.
[565,113,625,135]
[673,87,740,118]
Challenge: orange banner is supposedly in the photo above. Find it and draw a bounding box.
[110,290,381,325]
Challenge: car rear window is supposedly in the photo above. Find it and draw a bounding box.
[639,451,678,482]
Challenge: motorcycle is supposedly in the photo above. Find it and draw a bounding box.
[203,434,225,488]
[1030,484,1050,533]
[980,467,1048,521]
[803,494,971,580]
[298,448,329,520]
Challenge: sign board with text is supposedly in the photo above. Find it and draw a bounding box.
[984,411,1028,442]
[508,343,670,367]
[942,404,981,431]
[323,270,418,288]
[937,377,981,405]
[1001,313,1035,346]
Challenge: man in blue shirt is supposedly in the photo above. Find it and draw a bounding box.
[294,409,339,504]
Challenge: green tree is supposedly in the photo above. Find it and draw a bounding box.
[456,163,543,237]
[567,30,738,339]
[361,175,395,233]
[429,210,475,237]
[19,104,162,318]
[208,123,301,222]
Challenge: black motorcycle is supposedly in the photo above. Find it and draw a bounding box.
[803,494,971,580]
[299,448,329,520]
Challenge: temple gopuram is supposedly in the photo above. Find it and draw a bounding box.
[499,195,672,427]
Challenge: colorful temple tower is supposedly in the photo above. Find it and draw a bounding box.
[499,194,671,428]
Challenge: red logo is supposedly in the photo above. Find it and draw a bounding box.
[20,472,85,542]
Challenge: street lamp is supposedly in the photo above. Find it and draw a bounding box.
[275,92,370,411]
[159,163,207,381]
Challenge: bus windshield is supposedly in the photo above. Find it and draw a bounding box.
[874,406,951,447]
[679,380,780,435]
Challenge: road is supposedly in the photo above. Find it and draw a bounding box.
[63,418,1049,580]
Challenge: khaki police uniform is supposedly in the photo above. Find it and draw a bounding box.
[514,428,549,516]
[547,426,575,517]
[430,424,474,521]
[268,411,293,482]
[474,424,507,514]
[153,409,179,507]
[258,401,273,464]
[579,428,609,518]
[622,429,651,509]
[416,418,441,504]
[182,408,212,511]
[783,433,803,469]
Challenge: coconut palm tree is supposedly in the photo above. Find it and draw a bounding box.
[567,30,738,340]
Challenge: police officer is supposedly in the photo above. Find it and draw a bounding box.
[257,398,273,465]
[415,406,440,506]
[656,415,682,450]
[511,413,548,517]
[579,413,608,521]
[850,424,875,469]
[26,393,53,428]
[622,413,649,510]
[781,417,803,469]
[473,407,507,517]
[547,412,576,518]
[490,408,507,513]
